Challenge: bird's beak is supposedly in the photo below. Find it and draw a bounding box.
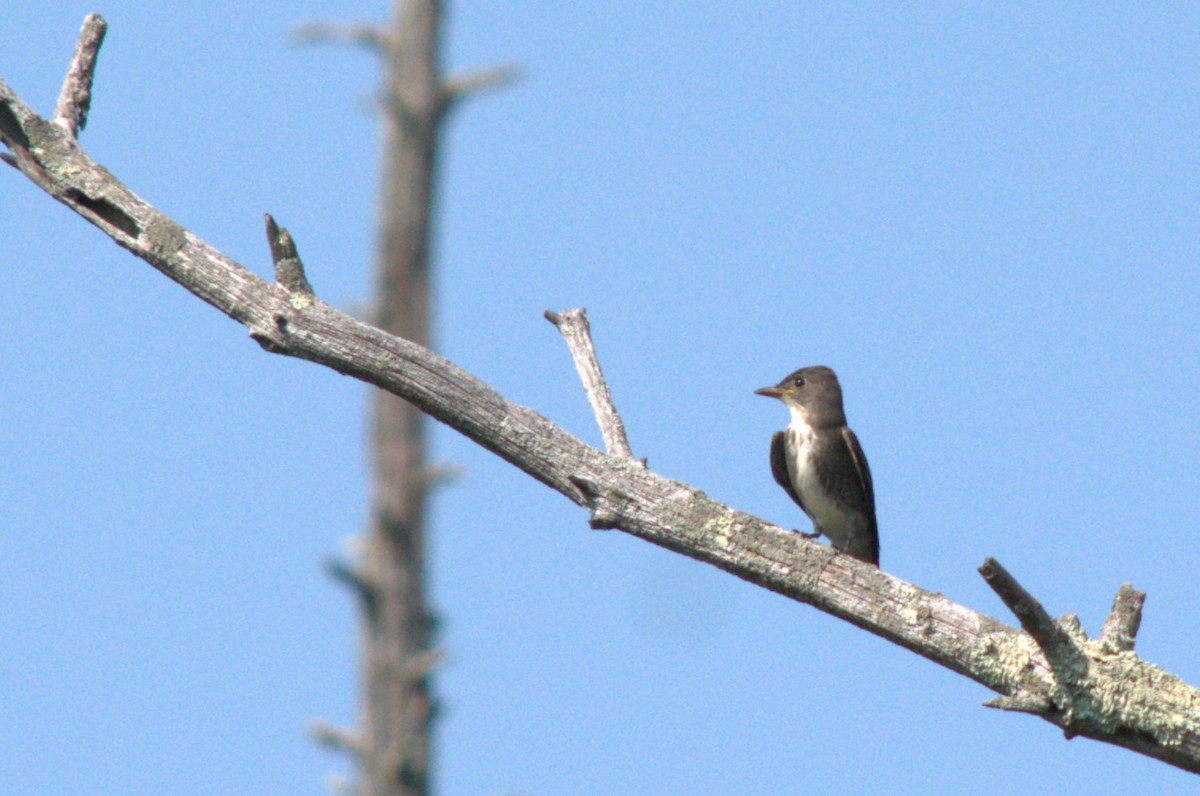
[755,385,784,399]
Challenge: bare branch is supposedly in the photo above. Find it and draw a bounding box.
[975,561,1196,745]
[1099,583,1146,653]
[294,21,391,55]
[323,556,378,610]
[442,63,522,108]
[545,308,636,460]
[52,13,107,137]
[6,30,1200,777]
[309,720,364,757]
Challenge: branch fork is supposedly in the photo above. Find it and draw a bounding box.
[977,558,1197,747]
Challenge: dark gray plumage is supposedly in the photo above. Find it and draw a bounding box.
[756,365,879,565]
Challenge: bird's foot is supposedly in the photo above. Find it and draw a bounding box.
[798,529,821,539]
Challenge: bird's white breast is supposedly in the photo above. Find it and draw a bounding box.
[785,410,857,550]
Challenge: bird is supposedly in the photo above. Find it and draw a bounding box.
[755,365,879,565]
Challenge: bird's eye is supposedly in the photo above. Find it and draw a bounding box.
[793,376,806,388]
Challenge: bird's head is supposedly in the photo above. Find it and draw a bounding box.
[755,365,846,427]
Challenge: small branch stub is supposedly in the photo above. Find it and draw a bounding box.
[442,63,522,108]
[404,648,444,682]
[323,555,378,611]
[52,13,107,137]
[983,692,1053,715]
[546,308,636,460]
[566,474,623,530]
[1099,583,1146,653]
[419,461,463,488]
[308,720,363,757]
[265,214,315,308]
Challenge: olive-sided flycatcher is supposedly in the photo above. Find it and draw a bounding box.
[755,365,879,565]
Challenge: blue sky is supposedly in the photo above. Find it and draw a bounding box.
[4,3,1200,794]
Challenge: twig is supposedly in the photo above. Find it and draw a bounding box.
[308,720,363,757]
[978,557,1085,686]
[545,308,635,460]
[442,63,522,107]
[52,13,107,137]
[322,556,378,612]
[419,461,463,488]
[293,21,390,54]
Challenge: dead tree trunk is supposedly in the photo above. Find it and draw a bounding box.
[294,4,442,792]
[295,3,514,793]
[362,3,440,794]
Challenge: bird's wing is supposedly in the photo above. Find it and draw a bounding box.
[842,427,880,565]
[769,430,805,512]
